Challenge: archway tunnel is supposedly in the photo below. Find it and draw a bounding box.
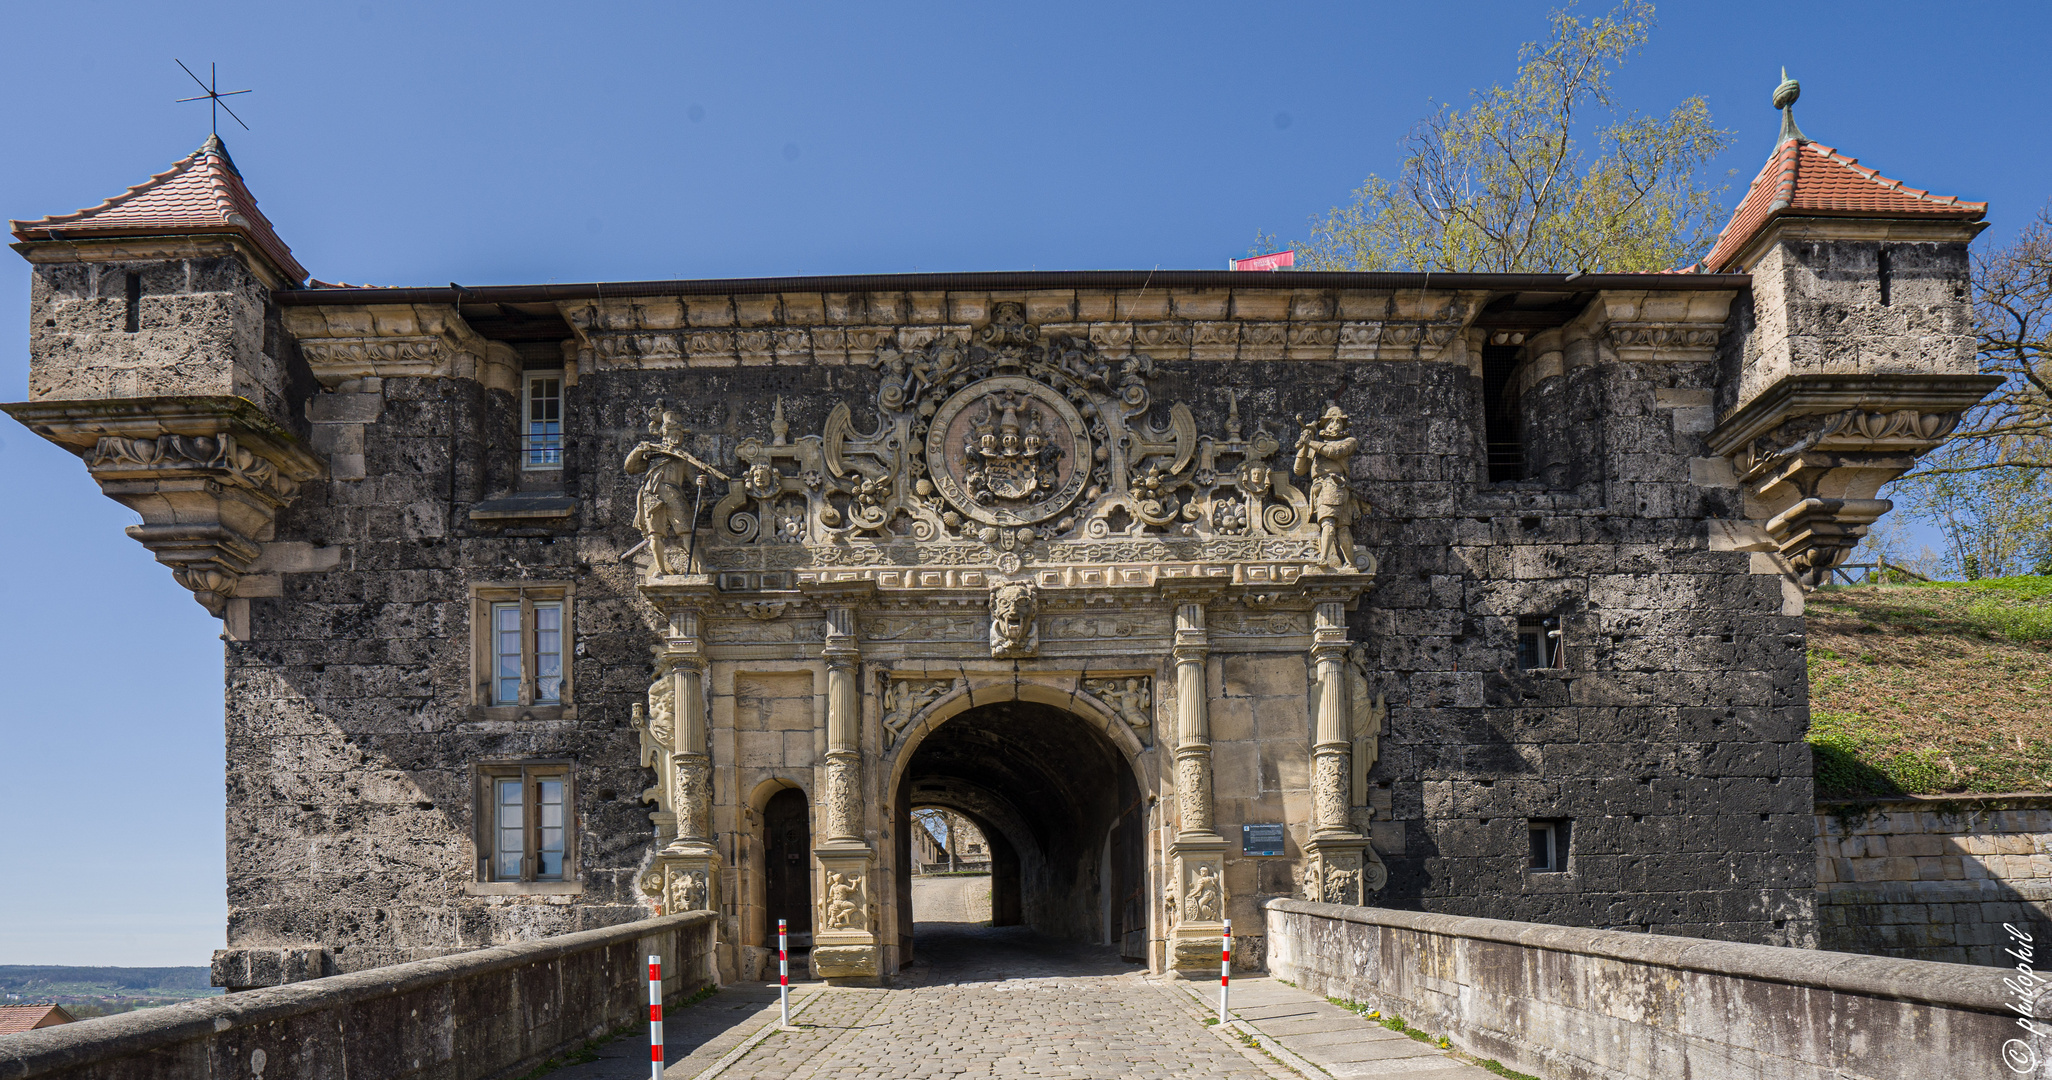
[893,700,1148,964]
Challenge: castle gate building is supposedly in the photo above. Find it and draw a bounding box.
[6,87,1995,987]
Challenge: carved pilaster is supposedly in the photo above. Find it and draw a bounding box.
[814,601,878,981]
[642,606,720,912]
[1166,600,1229,971]
[1304,601,1382,907]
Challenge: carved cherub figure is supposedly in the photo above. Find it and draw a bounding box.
[1185,863,1222,922]
[1293,405,1361,570]
[825,870,862,929]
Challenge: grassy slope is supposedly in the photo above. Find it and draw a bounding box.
[1806,576,2052,797]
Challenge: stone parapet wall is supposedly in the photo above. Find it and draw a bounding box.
[0,912,715,1080]
[1817,795,2052,966]
[1265,898,2051,1080]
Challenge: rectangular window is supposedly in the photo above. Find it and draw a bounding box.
[1527,819,1569,872]
[472,584,574,710]
[480,763,572,882]
[523,372,563,470]
[1516,616,1560,670]
[123,272,142,333]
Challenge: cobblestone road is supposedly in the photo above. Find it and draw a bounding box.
[699,924,1287,1080]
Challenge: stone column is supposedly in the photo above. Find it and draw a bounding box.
[643,609,721,919]
[1302,601,1370,907]
[814,602,880,982]
[1167,599,1229,972]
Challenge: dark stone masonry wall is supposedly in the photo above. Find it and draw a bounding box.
[217,303,1815,976]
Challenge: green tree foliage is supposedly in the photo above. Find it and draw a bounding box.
[1277,2,1729,273]
[1891,206,2052,577]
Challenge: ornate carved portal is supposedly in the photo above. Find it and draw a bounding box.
[624,303,1390,978]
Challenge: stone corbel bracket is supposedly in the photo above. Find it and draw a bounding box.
[1707,373,2002,579]
[284,303,517,393]
[3,395,327,616]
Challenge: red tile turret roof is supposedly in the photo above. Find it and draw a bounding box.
[10,135,307,285]
[1701,137,1985,272]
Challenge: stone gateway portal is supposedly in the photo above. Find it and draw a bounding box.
[625,308,1390,978]
[2,106,1998,989]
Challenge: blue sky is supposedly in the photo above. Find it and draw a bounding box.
[2,1,2044,967]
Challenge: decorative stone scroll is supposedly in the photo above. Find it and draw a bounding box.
[3,397,326,617]
[670,301,1372,581]
[1707,374,2002,582]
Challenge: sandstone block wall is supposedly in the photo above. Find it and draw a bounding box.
[1266,898,2051,1080]
[0,912,716,1080]
[1817,795,2052,966]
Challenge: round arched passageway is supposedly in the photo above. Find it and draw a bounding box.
[893,700,1149,966]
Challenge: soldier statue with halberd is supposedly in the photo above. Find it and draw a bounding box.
[624,405,729,576]
[1293,404,1362,571]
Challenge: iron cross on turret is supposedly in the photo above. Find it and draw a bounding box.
[175,60,251,134]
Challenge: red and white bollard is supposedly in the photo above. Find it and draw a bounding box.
[647,954,664,1080]
[1219,919,1231,1025]
[778,918,791,1028]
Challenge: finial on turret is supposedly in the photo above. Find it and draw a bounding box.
[1774,67,1807,144]
[770,396,789,446]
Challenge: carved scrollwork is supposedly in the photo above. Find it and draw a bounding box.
[86,433,296,500]
[659,303,1377,579]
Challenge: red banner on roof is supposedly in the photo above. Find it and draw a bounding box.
[1229,251,1294,271]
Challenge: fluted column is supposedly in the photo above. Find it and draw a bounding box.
[822,604,864,841]
[1173,602,1215,838]
[667,656,712,845]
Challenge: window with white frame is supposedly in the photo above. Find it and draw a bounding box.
[522,371,563,470]
[472,584,573,710]
[478,762,572,882]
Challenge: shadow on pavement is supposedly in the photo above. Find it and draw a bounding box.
[904,922,1145,984]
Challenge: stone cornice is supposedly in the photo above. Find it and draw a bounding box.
[12,233,301,291]
[558,289,1493,368]
[1720,214,1989,277]
[283,303,517,391]
[1707,373,2005,461]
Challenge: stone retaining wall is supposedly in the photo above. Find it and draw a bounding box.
[1818,794,2052,966]
[1265,898,2052,1080]
[0,912,716,1080]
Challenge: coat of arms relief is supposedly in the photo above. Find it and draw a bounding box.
[651,302,1372,578]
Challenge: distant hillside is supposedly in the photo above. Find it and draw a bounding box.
[1807,576,2052,797]
[0,966,218,1017]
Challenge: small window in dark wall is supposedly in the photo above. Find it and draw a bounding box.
[123,272,141,333]
[1527,819,1569,871]
[1516,616,1560,669]
[1877,246,1893,306]
[1481,344,1524,482]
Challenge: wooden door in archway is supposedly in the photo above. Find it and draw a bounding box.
[763,787,813,940]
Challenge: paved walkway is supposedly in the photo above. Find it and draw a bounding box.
[909,873,993,923]
[1191,976,1496,1079]
[558,923,1492,1080]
